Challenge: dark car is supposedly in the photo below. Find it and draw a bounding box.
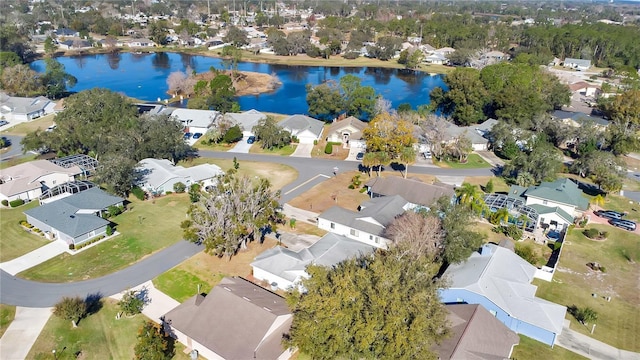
[609,219,637,231]
[594,210,623,221]
[356,152,364,161]
[183,132,192,140]
[247,136,256,144]
[0,120,8,126]
[193,133,203,139]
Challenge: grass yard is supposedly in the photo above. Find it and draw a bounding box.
[511,335,588,360]
[474,222,509,244]
[0,153,38,170]
[0,114,55,136]
[534,224,640,351]
[0,304,16,339]
[27,299,194,360]
[434,154,492,169]
[462,176,510,193]
[249,143,297,156]
[0,201,50,262]
[153,237,279,302]
[287,170,371,213]
[193,141,235,152]
[19,194,190,282]
[178,158,297,192]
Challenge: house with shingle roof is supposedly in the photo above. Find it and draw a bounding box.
[0,160,82,203]
[563,58,591,71]
[164,277,294,360]
[443,118,498,151]
[251,233,374,291]
[439,243,567,346]
[365,176,455,208]
[0,93,56,121]
[552,110,609,129]
[24,187,123,246]
[279,114,324,144]
[325,116,367,149]
[433,304,520,359]
[170,108,220,134]
[136,158,223,195]
[317,195,413,248]
[223,109,267,137]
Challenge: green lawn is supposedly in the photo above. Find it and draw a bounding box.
[0,201,50,262]
[27,299,194,360]
[435,154,492,169]
[19,194,190,282]
[194,141,235,152]
[0,304,16,339]
[534,225,640,351]
[0,153,38,170]
[0,114,55,136]
[154,269,223,302]
[511,335,588,360]
[250,143,297,156]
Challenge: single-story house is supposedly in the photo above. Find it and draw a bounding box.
[436,47,456,56]
[127,39,156,47]
[164,277,294,360]
[136,158,223,195]
[23,187,124,246]
[365,176,455,208]
[0,93,56,122]
[58,39,92,50]
[507,178,589,231]
[223,109,267,137]
[279,114,324,144]
[170,108,220,134]
[325,116,367,149]
[483,50,507,61]
[568,81,601,97]
[552,110,609,129]
[442,118,498,151]
[317,195,414,248]
[251,233,375,291]
[424,52,448,65]
[433,304,520,359]
[439,243,567,346]
[563,58,591,71]
[55,28,80,37]
[0,160,82,203]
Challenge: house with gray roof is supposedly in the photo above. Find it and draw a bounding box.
[164,277,294,360]
[325,116,368,149]
[507,178,589,231]
[170,108,220,134]
[439,243,567,346]
[443,118,498,151]
[0,160,82,203]
[433,304,520,360]
[251,233,375,291]
[279,114,324,144]
[563,58,591,71]
[552,110,609,129]
[0,93,56,122]
[24,187,123,246]
[136,158,223,195]
[317,195,413,248]
[365,176,455,208]
[224,109,267,137]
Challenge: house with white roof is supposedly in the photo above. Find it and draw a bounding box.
[279,114,324,144]
[170,108,221,134]
[439,243,567,346]
[0,160,82,203]
[223,109,267,137]
[325,116,367,148]
[440,118,498,151]
[317,195,414,248]
[563,58,591,71]
[251,233,375,291]
[0,93,56,122]
[136,158,223,195]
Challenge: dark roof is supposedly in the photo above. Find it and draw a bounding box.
[164,277,292,360]
[434,304,519,360]
[365,176,455,207]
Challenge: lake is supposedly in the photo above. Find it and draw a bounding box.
[31,52,447,116]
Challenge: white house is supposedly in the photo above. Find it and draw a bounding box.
[442,118,498,151]
[251,233,375,291]
[563,58,591,71]
[136,158,223,195]
[317,195,413,248]
[223,109,267,137]
[0,160,82,203]
[325,116,367,149]
[127,39,156,47]
[279,114,324,144]
[0,93,56,122]
[170,108,220,134]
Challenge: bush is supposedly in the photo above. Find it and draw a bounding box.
[173,182,186,193]
[484,179,494,194]
[504,225,523,241]
[131,186,145,201]
[515,244,539,265]
[118,289,146,316]
[9,199,24,208]
[324,142,333,154]
[165,191,173,195]
[69,243,75,250]
[1,199,8,206]
[342,51,360,59]
[583,228,600,239]
[313,140,318,145]
[107,205,123,217]
[222,125,243,143]
[553,240,563,251]
[106,225,113,236]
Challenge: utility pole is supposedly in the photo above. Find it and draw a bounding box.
[207,0,210,20]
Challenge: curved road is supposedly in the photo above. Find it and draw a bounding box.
[1,150,495,307]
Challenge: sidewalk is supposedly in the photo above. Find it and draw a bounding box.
[556,320,640,360]
[0,241,68,276]
[282,203,319,225]
[0,307,53,360]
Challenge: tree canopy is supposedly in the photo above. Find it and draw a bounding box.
[306,75,377,120]
[134,321,174,360]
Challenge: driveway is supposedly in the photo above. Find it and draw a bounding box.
[290,143,313,157]
[586,209,640,235]
[228,137,253,153]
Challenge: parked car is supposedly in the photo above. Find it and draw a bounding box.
[423,151,432,159]
[0,120,8,127]
[247,136,256,144]
[192,133,203,139]
[183,132,192,140]
[594,210,623,220]
[356,152,364,161]
[609,219,637,231]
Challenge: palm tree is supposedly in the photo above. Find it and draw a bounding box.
[399,146,416,178]
[456,182,482,205]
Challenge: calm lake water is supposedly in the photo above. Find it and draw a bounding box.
[31,52,447,116]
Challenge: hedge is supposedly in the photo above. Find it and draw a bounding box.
[9,199,24,208]
[131,186,145,201]
[324,142,333,154]
[1,199,8,206]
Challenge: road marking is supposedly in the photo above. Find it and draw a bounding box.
[284,174,330,195]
